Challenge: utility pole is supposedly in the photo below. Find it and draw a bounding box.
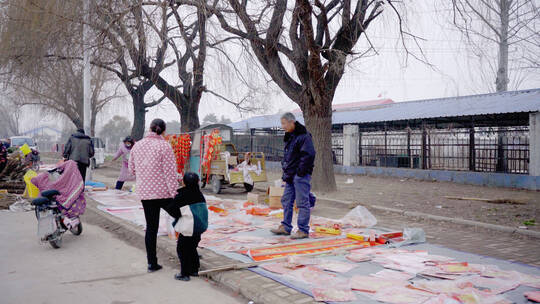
[83,0,92,181]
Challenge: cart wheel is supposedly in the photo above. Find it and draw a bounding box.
[244,183,254,192]
[211,175,221,194]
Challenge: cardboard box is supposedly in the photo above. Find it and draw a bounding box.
[268,197,282,209]
[267,186,285,197]
[267,186,285,209]
[246,192,266,204]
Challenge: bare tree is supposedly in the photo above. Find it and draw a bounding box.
[451,0,539,92]
[5,61,121,136]
[90,0,173,139]
[0,0,169,140]
[190,0,400,191]
[0,97,21,137]
[139,1,259,132]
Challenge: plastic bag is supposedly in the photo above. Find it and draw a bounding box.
[389,228,426,248]
[9,200,33,212]
[341,205,377,228]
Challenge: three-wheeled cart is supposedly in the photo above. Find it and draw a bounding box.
[170,124,267,194]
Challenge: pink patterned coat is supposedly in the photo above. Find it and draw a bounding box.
[31,160,86,218]
[128,132,178,200]
[112,144,135,182]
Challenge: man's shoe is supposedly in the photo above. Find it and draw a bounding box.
[270,225,291,235]
[148,264,163,273]
[290,231,309,240]
[175,273,191,281]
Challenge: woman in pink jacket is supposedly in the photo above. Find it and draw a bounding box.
[111,136,135,190]
[129,119,180,272]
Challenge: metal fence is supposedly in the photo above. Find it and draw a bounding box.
[233,129,285,162]
[359,127,529,174]
[360,130,422,168]
[232,126,529,174]
[232,129,344,165]
[331,133,343,165]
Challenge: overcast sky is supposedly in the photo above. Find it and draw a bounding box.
[19,1,540,134]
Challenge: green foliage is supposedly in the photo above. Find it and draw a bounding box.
[523,219,536,226]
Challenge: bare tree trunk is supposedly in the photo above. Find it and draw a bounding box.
[90,110,97,137]
[131,93,146,140]
[496,0,509,92]
[301,94,337,192]
[142,66,202,133]
[71,116,83,130]
[178,98,200,132]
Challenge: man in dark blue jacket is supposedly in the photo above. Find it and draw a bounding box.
[271,112,316,239]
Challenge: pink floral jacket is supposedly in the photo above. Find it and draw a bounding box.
[128,132,178,200]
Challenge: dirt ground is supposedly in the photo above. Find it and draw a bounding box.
[256,171,539,231]
[0,193,21,209]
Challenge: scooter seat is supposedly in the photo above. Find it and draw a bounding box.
[41,189,60,200]
[32,197,51,206]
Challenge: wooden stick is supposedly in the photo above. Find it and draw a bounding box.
[444,196,525,205]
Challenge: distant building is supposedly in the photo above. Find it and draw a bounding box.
[230,89,540,186]
[21,126,62,142]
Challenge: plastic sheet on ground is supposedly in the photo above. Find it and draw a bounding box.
[524,290,540,302]
[90,190,169,235]
[88,191,540,304]
[422,294,462,304]
[196,194,539,304]
[312,287,357,302]
[372,286,433,304]
[371,269,415,281]
[9,199,33,212]
[350,275,408,293]
[451,288,511,304]
[248,243,540,304]
[317,260,359,273]
[461,276,520,295]
[87,190,142,207]
[286,266,341,286]
[260,262,292,275]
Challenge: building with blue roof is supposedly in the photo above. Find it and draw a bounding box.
[229,89,540,188]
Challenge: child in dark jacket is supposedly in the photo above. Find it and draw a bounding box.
[172,172,208,281]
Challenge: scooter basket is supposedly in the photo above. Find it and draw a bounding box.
[37,210,56,238]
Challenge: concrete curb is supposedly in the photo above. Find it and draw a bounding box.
[84,200,316,304]
[319,197,540,239]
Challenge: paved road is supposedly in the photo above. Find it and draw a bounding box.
[0,211,244,304]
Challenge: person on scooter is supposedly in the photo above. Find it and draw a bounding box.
[129,119,181,273]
